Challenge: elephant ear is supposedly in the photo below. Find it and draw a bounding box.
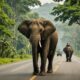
[41,20,56,40]
[18,20,32,38]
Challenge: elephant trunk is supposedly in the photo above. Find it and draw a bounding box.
[32,43,39,73]
[29,34,41,73]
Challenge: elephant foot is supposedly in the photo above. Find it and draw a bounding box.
[69,59,72,62]
[39,72,46,76]
[66,59,68,62]
[32,72,39,75]
[66,60,68,62]
[47,70,53,73]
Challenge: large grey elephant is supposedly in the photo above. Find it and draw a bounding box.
[18,18,58,76]
[63,43,74,62]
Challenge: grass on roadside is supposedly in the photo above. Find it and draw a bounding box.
[76,54,80,57]
[0,54,32,65]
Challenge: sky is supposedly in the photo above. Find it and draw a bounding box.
[30,0,65,9]
[39,0,53,5]
[39,0,65,5]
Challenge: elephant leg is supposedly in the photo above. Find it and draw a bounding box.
[70,53,72,62]
[40,52,47,75]
[66,53,69,62]
[66,56,68,62]
[66,57,68,62]
[47,35,58,73]
[69,58,71,62]
[47,54,53,73]
[32,54,39,75]
[69,56,71,62]
[47,49,55,73]
[69,53,73,62]
[32,46,39,75]
[40,39,50,75]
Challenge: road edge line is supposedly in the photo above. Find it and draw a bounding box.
[53,60,63,73]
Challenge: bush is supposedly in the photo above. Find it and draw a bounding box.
[0,54,32,65]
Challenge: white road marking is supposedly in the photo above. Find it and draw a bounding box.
[30,76,37,80]
[54,65,60,73]
[53,58,63,73]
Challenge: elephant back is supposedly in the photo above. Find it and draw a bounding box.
[63,46,73,54]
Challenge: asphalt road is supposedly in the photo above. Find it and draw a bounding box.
[0,55,80,80]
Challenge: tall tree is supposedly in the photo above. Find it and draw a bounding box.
[0,0,41,57]
[0,0,16,57]
[6,0,41,20]
[52,0,80,25]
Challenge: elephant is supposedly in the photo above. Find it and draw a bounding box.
[18,18,58,76]
[63,44,74,62]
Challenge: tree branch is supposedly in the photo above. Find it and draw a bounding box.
[77,19,80,25]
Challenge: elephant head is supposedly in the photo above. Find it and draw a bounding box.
[18,19,56,48]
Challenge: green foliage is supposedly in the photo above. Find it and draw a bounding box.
[19,11,39,21]
[61,24,80,55]
[51,0,80,25]
[0,55,31,64]
[0,0,16,58]
[6,0,41,19]
[0,39,17,58]
[0,0,15,26]
[24,11,39,20]
[0,58,20,64]
[0,0,15,36]
[0,0,40,59]
[0,25,13,37]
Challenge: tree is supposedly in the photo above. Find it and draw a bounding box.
[53,0,63,2]
[0,0,41,58]
[0,0,15,36]
[6,0,41,20]
[0,0,16,57]
[20,11,39,20]
[52,0,80,25]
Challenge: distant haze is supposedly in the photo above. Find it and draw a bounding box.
[39,0,65,5]
[30,0,65,9]
[39,0,53,5]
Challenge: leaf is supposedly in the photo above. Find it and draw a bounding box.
[51,0,80,25]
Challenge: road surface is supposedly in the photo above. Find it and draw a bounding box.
[0,55,80,80]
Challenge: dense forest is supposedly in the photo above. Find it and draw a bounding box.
[0,0,41,58]
[0,0,80,60]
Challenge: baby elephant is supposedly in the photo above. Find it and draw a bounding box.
[18,18,58,76]
[63,43,74,62]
